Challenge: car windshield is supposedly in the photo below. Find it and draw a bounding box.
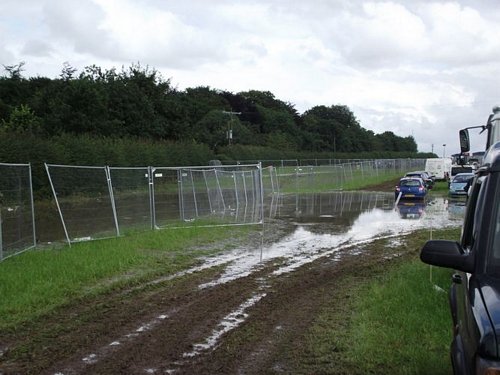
[453,175,473,183]
[400,180,421,187]
[452,167,473,175]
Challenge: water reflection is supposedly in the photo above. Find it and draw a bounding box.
[200,192,465,288]
[397,201,425,220]
[446,198,467,220]
[271,191,464,230]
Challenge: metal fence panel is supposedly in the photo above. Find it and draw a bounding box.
[277,158,426,193]
[45,164,118,244]
[0,163,36,260]
[108,167,152,232]
[174,164,263,227]
[1,158,428,258]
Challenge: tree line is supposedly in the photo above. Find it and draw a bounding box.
[0,62,431,170]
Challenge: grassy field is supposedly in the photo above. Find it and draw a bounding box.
[0,173,461,373]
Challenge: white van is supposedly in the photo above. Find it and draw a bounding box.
[424,158,452,181]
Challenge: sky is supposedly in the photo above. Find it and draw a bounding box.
[1,0,499,155]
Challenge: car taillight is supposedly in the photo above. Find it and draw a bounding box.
[419,187,424,191]
[396,186,400,191]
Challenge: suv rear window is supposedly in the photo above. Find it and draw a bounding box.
[400,179,421,187]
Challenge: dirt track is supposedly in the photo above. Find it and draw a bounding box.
[1,182,445,374]
[0,226,419,375]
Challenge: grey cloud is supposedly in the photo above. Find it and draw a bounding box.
[21,40,54,57]
[42,0,114,59]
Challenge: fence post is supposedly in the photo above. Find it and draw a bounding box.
[190,170,199,218]
[148,166,157,230]
[259,162,264,225]
[233,170,239,220]
[178,169,185,221]
[28,163,36,248]
[106,166,120,237]
[214,169,226,211]
[241,171,249,221]
[202,170,213,214]
[45,163,71,246]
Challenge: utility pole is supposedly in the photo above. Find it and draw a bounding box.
[222,110,242,145]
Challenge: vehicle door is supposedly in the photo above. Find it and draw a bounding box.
[451,176,487,374]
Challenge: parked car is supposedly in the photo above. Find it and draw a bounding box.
[395,177,427,200]
[449,165,475,187]
[405,171,434,189]
[448,172,475,196]
[420,141,500,375]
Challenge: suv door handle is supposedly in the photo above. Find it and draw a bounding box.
[452,273,462,284]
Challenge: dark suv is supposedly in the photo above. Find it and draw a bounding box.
[420,141,500,374]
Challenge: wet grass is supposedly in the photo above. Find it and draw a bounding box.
[346,261,452,374]
[429,180,450,194]
[341,172,402,191]
[0,225,254,330]
[302,227,459,375]
[279,171,403,193]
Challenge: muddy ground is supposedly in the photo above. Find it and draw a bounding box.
[0,180,438,375]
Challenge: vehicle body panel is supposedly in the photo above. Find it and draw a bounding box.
[420,140,500,375]
[395,177,427,200]
[425,158,452,180]
[404,171,434,189]
[449,173,475,196]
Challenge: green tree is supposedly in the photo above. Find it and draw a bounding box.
[1,104,42,135]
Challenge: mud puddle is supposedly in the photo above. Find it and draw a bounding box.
[201,191,463,287]
[2,191,464,375]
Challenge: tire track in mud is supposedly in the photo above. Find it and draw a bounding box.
[1,201,454,374]
[47,232,405,374]
[48,266,279,375]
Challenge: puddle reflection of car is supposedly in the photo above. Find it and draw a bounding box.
[397,202,425,219]
[447,200,466,219]
[448,172,475,197]
[395,177,427,200]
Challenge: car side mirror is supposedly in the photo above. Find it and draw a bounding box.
[420,240,474,273]
[459,129,470,153]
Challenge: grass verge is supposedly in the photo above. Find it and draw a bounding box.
[303,227,459,375]
[0,225,254,330]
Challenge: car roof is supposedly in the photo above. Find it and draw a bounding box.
[453,173,475,177]
[405,171,427,175]
[399,177,424,182]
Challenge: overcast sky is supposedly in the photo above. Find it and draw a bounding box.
[1,0,499,154]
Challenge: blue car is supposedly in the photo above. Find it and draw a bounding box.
[449,172,475,196]
[395,177,427,200]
